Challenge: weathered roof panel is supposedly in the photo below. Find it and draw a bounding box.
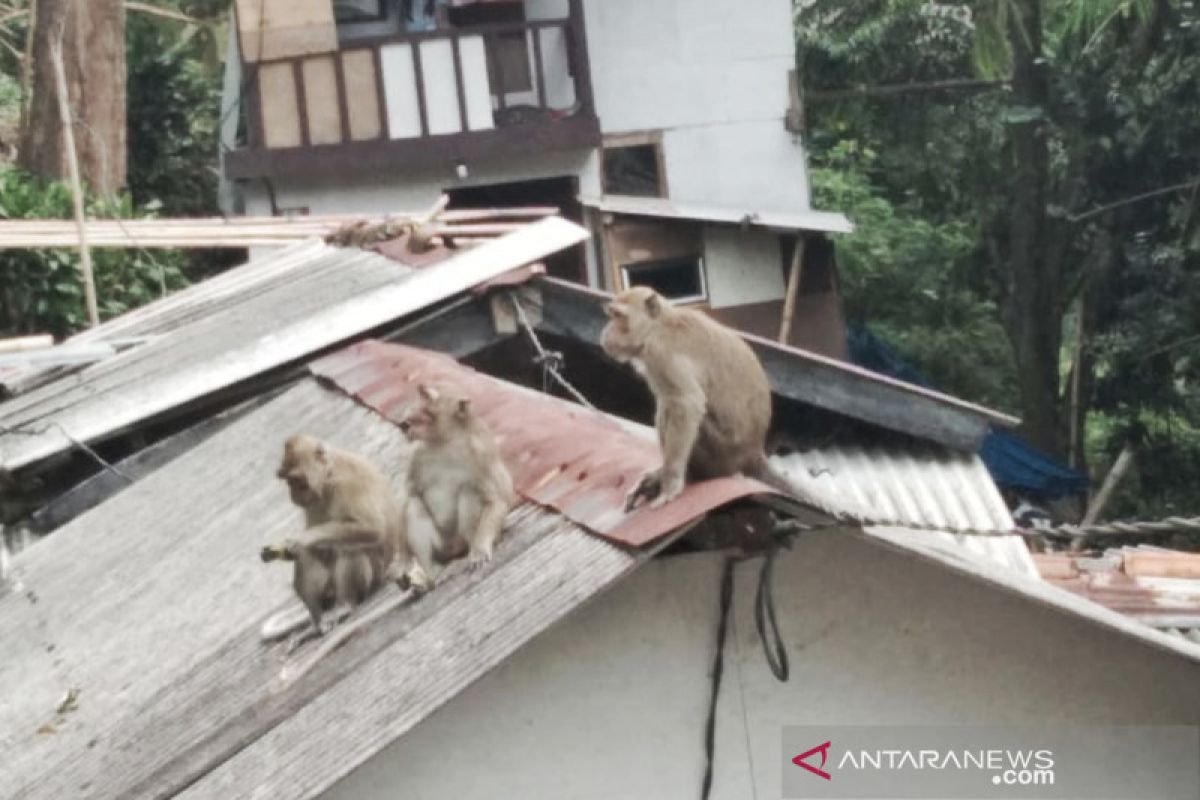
[0,217,589,473]
[580,193,854,234]
[310,340,820,547]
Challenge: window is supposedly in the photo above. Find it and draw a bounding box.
[447,2,532,95]
[603,142,664,197]
[334,0,385,23]
[622,256,707,304]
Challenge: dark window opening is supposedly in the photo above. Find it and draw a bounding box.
[622,256,706,303]
[780,234,836,294]
[603,144,663,197]
[447,2,532,95]
[446,177,587,285]
[335,0,386,23]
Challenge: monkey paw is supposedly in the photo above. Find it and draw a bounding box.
[467,549,493,571]
[625,471,663,512]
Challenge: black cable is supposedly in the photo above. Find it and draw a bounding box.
[700,556,737,800]
[754,547,790,682]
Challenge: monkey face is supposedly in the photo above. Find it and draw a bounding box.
[277,435,328,506]
[601,286,663,361]
[401,385,472,443]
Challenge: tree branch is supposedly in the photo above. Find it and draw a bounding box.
[1068,177,1200,223]
[805,78,1009,102]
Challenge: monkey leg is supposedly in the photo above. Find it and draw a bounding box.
[466,495,508,570]
[404,499,445,591]
[648,395,704,509]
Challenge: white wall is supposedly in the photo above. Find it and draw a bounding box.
[323,531,1200,800]
[703,225,785,308]
[240,148,602,217]
[582,0,811,212]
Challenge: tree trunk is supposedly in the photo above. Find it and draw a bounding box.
[18,0,126,195]
[1003,0,1063,458]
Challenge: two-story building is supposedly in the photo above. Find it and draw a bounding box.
[219,0,851,355]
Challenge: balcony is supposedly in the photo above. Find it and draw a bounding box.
[224,0,600,181]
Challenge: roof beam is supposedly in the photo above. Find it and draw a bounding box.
[534,280,1005,451]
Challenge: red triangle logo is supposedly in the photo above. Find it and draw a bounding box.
[792,740,832,780]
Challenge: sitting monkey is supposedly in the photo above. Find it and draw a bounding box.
[261,525,390,637]
[275,434,406,569]
[601,285,787,509]
[398,385,515,590]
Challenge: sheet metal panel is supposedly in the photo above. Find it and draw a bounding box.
[0,217,589,472]
[310,340,809,548]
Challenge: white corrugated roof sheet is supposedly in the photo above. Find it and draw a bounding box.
[580,194,854,234]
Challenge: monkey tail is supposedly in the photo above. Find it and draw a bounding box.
[745,455,796,497]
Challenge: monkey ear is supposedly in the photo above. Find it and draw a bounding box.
[644,293,663,318]
[604,302,628,320]
[455,398,471,420]
[314,442,328,462]
[418,384,439,402]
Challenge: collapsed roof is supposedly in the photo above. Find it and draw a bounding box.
[4,216,1187,800]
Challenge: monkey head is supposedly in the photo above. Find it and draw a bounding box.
[277,434,329,507]
[601,286,667,362]
[400,385,473,444]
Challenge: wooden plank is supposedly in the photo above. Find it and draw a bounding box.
[0,335,53,354]
[341,50,383,141]
[0,218,590,471]
[300,56,342,146]
[234,0,336,63]
[778,235,806,343]
[450,35,470,133]
[532,27,547,108]
[332,53,352,144]
[292,60,311,147]
[258,62,303,149]
[411,42,430,137]
[179,524,643,800]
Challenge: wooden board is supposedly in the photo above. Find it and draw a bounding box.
[342,50,384,141]
[302,56,343,146]
[258,62,302,149]
[235,0,337,63]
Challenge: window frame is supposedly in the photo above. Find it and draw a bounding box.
[620,254,708,306]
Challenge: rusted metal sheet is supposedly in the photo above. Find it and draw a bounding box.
[1035,549,1200,632]
[310,340,805,548]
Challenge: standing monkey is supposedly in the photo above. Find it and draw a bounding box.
[601,286,783,510]
[399,385,515,590]
[261,525,390,635]
[275,434,406,566]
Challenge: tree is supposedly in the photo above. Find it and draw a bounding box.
[18,0,126,195]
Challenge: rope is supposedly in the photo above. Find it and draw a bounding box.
[1050,516,1200,539]
[0,423,133,483]
[754,548,790,681]
[507,292,595,409]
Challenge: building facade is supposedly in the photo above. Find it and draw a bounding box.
[219,0,851,355]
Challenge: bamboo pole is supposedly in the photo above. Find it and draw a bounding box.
[50,36,99,327]
[0,334,53,354]
[777,236,806,343]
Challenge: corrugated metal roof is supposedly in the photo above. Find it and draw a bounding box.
[580,194,855,234]
[310,340,826,548]
[771,446,1036,576]
[1035,548,1200,633]
[0,217,589,473]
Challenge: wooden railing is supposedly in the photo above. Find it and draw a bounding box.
[239,0,596,158]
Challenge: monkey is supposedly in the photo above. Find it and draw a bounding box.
[397,384,516,590]
[601,285,787,510]
[275,434,406,569]
[260,525,390,638]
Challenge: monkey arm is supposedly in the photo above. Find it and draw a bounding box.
[646,360,706,507]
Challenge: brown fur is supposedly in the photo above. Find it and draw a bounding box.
[398,384,516,590]
[275,434,407,566]
[260,525,389,633]
[601,286,775,509]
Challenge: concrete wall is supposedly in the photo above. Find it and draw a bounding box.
[323,531,1200,800]
[582,0,810,212]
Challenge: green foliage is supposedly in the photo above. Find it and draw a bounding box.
[799,0,1200,519]
[0,169,187,338]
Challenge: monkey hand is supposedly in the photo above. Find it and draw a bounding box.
[467,546,494,571]
[625,470,663,512]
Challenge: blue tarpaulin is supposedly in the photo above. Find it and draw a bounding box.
[846,324,1088,500]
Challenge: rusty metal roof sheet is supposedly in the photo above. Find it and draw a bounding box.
[0,218,588,473]
[1035,548,1200,632]
[310,340,816,548]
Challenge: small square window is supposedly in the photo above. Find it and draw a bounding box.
[622,256,706,304]
[603,143,663,197]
